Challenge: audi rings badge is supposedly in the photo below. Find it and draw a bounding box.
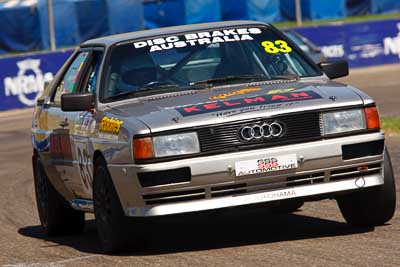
[240,122,284,141]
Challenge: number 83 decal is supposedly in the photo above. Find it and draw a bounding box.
[261,40,292,54]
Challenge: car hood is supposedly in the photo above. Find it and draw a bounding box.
[108,79,367,133]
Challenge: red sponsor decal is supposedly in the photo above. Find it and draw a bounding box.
[176,91,322,116]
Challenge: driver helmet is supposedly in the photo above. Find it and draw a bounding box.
[116,53,158,92]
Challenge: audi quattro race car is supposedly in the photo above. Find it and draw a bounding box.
[31,21,396,252]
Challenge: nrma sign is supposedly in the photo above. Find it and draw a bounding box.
[383,23,400,60]
[4,59,54,106]
[0,50,72,111]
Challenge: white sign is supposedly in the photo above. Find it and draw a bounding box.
[321,44,345,58]
[235,154,298,177]
[383,23,400,59]
[3,59,54,106]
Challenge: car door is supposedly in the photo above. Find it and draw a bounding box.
[38,51,92,196]
[64,49,104,199]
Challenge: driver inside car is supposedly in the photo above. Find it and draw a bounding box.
[112,53,158,94]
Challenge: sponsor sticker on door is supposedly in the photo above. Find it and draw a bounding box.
[235,154,298,176]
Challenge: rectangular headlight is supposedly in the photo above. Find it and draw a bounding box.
[321,109,366,135]
[153,132,200,158]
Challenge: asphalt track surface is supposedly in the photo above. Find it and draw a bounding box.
[0,64,399,267]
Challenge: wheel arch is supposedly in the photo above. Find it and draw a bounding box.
[92,149,135,216]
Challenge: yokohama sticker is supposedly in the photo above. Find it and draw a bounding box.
[176,90,322,116]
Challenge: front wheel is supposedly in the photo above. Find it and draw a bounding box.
[93,157,144,253]
[33,155,85,236]
[337,148,396,227]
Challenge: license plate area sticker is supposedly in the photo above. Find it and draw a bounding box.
[235,154,298,177]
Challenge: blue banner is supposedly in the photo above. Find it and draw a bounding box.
[0,50,73,111]
[292,19,400,67]
[144,0,221,29]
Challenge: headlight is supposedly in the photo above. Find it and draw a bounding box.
[321,109,366,135]
[153,132,200,157]
[134,132,200,160]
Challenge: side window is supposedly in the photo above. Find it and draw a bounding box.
[52,52,90,104]
[79,51,104,94]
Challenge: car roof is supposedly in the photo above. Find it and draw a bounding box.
[81,20,269,47]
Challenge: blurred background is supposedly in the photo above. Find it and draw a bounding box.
[0,0,399,111]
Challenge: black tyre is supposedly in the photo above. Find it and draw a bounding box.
[33,155,85,236]
[93,157,144,253]
[337,148,396,227]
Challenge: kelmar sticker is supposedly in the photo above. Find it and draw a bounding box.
[176,90,322,117]
[235,154,298,177]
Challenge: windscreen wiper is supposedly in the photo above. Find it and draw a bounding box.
[105,84,181,101]
[191,74,267,88]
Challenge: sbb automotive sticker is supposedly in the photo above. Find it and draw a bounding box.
[176,91,322,116]
[4,59,53,106]
[235,154,298,177]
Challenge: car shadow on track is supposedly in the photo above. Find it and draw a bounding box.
[18,207,375,255]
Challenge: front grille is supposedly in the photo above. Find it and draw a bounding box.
[287,172,325,186]
[197,112,321,153]
[211,183,247,198]
[330,163,381,181]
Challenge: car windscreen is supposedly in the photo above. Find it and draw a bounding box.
[284,31,310,52]
[102,26,322,101]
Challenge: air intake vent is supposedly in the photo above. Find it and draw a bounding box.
[211,183,247,197]
[142,189,205,205]
[138,167,191,187]
[330,163,381,181]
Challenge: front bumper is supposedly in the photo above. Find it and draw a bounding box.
[127,175,382,217]
[108,132,385,217]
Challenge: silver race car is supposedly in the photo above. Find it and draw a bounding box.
[32,21,396,252]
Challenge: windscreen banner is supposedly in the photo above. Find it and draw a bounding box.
[293,18,400,67]
[0,50,73,111]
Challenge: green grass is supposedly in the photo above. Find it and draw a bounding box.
[381,117,400,134]
[275,12,400,29]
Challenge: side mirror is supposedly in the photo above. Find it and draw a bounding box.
[61,93,94,112]
[318,60,349,79]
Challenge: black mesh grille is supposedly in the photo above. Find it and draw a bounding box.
[138,167,191,188]
[197,112,322,153]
